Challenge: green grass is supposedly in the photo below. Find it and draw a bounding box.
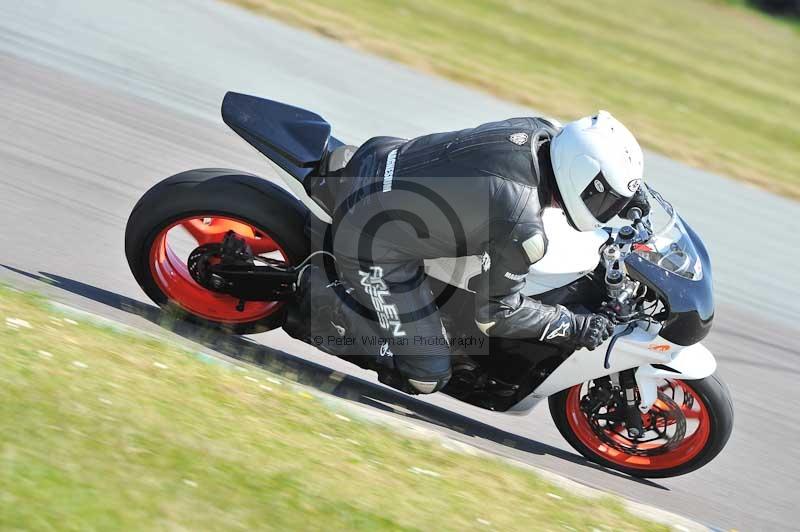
[230,0,800,199]
[717,0,800,30]
[0,286,666,531]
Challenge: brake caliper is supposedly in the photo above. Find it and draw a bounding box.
[188,231,253,290]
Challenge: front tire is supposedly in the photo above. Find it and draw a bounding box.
[549,374,733,478]
[125,170,309,334]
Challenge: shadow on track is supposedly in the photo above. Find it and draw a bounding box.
[1,264,666,489]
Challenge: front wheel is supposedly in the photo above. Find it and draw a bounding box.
[549,375,733,478]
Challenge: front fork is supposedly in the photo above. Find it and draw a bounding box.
[597,341,718,432]
[613,369,646,438]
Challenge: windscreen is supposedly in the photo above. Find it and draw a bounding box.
[631,186,704,280]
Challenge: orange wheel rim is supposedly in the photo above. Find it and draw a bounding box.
[149,215,288,323]
[566,379,711,470]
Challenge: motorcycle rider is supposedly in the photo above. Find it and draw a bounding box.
[286,110,650,396]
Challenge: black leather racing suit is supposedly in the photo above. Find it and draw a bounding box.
[317,117,577,393]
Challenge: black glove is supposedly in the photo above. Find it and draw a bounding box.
[622,187,650,220]
[572,313,615,350]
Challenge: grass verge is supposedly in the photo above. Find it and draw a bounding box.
[0,286,666,531]
[229,0,800,199]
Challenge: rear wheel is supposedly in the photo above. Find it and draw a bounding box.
[125,171,309,334]
[549,374,733,478]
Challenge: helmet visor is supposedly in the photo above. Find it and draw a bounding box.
[580,172,633,223]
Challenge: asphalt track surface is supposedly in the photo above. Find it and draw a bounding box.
[1,1,799,529]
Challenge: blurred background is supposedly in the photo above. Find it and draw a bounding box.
[1,0,798,530]
[235,0,800,198]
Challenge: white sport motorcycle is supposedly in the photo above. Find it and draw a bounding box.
[125,93,733,478]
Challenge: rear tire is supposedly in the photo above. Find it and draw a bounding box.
[549,374,733,478]
[125,169,309,334]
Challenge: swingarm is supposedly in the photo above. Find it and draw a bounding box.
[188,231,300,302]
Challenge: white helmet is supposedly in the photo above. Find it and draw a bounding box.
[550,111,644,231]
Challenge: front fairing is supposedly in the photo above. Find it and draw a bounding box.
[624,194,714,346]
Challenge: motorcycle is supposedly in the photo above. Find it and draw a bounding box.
[125,92,733,478]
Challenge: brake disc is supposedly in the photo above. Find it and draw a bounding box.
[585,388,687,457]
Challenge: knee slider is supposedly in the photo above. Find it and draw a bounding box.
[407,373,451,395]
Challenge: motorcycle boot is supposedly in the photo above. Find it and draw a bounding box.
[283,264,351,357]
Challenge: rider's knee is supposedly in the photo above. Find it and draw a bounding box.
[400,351,452,394]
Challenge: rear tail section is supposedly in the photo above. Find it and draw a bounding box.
[221,92,342,182]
